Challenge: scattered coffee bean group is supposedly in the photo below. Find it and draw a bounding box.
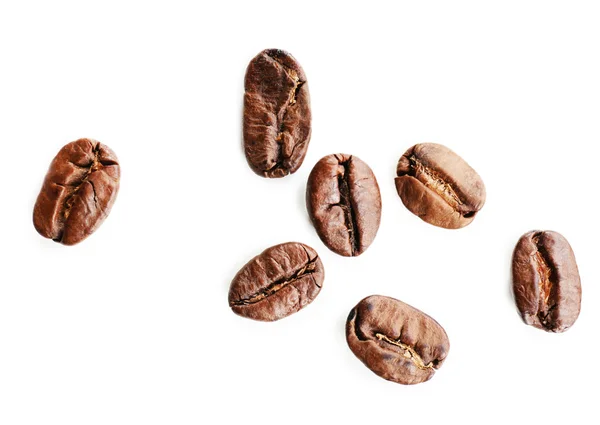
[31,48,583,387]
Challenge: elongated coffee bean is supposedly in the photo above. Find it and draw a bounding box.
[33,138,120,246]
[306,154,381,257]
[346,295,449,385]
[395,143,485,229]
[229,242,324,322]
[512,231,581,333]
[243,49,311,178]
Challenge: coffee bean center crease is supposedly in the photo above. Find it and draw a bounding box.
[231,257,320,306]
[532,234,557,328]
[264,52,306,174]
[334,156,360,255]
[405,155,472,215]
[375,333,436,370]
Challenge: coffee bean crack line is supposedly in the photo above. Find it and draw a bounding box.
[375,333,436,370]
[53,144,108,242]
[334,156,360,255]
[406,155,474,217]
[263,53,306,174]
[532,234,557,328]
[231,257,319,306]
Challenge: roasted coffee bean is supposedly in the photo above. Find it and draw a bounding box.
[243,49,311,178]
[512,231,581,333]
[346,295,449,385]
[395,143,485,229]
[229,242,324,322]
[306,154,381,257]
[33,138,120,246]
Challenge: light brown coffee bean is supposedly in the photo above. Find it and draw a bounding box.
[346,295,449,385]
[512,230,581,332]
[395,143,485,229]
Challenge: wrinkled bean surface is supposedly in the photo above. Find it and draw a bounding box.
[229,242,324,322]
[243,49,311,178]
[33,138,120,246]
[346,295,449,385]
[512,230,581,332]
[395,143,485,229]
[306,154,381,257]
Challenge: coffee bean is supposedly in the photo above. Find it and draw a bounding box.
[346,295,449,385]
[395,143,485,229]
[33,138,120,246]
[512,231,581,333]
[229,242,324,322]
[306,154,381,257]
[243,49,311,178]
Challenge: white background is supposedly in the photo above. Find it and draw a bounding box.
[0,1,599,424]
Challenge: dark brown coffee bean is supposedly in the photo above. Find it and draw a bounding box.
[346,295,449,385]
[229,242,324,322]
[395,143,485,229]
[33,138,120,246]
[243,49,311,178]
[306,154,381,257]
[512,231,581,333]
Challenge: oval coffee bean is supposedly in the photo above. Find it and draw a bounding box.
[243,49,311,178]
[33,138,120,246]
[395,143,485,229]
[512,230,581,333]
[306,154,381,257]
[229,242,324,322]
[346,295,449,385]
